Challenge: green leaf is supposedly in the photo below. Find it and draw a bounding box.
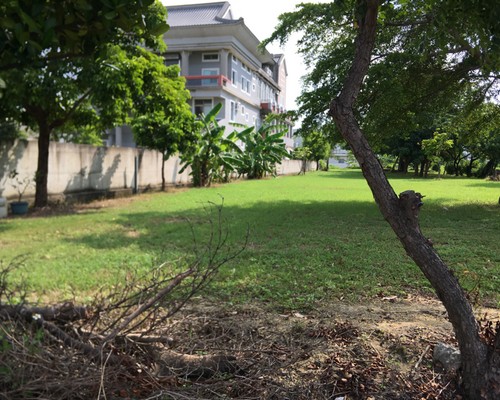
[19,10,41,33]
[205,102,222,121]
[0,17,16,29]
[104,11,117,20]
[149,22,169,36]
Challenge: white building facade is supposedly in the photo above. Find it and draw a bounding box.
[106,2,293,150]
[164,1,293,149]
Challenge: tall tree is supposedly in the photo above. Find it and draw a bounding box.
[131,57,196,191]
[421,131,454,177]
[266,1,500,398]
[298,128,332,170]
[0,1,177,207]
[269,1,499,154]
[438,101,500,177]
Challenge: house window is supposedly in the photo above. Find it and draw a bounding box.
[202,68,219,86]
[241,105,245,115]
[245,113,249,121]
[230,101,237,121]
[231,69,237,86]
[252,77,256,92]
[232,55,238,64]
[164,54,180,68]
[241,77,250,94]
[194,99,213,116]
[202,52,219,62]
[242,64,250,73]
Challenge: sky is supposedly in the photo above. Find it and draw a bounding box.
[161,0,331,111]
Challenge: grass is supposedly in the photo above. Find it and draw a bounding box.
[0,169,498,310]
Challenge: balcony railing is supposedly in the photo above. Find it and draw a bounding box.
[260,100,285,115]
[185,74,230,88]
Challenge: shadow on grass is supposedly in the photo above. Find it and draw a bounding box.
[62,196,499,305]
[0,221,13,234]
[64,199,383,252]
[321,169,448,184]
[320,169,365,179]
[64,194,499,255]
[324,169,499,186]
[464,181,500,189]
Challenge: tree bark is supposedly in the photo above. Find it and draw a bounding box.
[328,1,497,398]
[35,119,51,208]
[161,155,166,191]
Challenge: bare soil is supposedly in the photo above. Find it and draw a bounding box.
[3,294,498,399]
[152,295,499,399]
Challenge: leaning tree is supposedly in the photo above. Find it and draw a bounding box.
[265,1,499,398]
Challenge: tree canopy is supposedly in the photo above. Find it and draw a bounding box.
[0,0,168,72]
[263,0,500,174]
[131,57,196,191]
[296,128,332,170]
[0,1,196,207]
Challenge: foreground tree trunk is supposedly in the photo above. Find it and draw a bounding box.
[34,119,51,208]
[328,1,498,398]
[161,156,166,191]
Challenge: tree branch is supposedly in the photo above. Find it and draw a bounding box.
[49,89,93,131]
[101,266,195,345]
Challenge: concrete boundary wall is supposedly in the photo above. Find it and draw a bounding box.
[0,140,315,202]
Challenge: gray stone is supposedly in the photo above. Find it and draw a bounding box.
[433,342,461,372]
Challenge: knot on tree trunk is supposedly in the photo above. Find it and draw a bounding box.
[398,190,424,231]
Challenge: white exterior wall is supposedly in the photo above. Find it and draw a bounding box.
[0,140,191,201]
[276,159,317,175]
[0,140,314,203]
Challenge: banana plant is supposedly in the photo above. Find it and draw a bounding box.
[231,117,290,179]
[180,103,241,187]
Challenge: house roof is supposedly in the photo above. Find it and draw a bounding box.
[164,2,275,65]
[273,54,287,76]
[166,2,239,27]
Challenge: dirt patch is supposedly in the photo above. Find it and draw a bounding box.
[21,195,142,218]
[154,295,499,399]
[16,189,187,218]
[2,294,499,399]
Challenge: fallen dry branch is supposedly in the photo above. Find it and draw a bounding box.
[155,350,239,379]
[101,266,196,345]
[1,295,477,400]
[0,302,89,322]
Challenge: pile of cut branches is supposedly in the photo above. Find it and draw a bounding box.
[0,202,246,399]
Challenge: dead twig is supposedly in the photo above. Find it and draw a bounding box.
[413,344,432,372]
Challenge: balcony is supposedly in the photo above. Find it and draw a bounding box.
[260,100,285,116]
[185,74,230,88]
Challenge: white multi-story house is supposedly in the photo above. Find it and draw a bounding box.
[107,1,293,150]
[164,1,293,147]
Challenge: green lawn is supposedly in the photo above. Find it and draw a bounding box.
[1,169,498,309]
